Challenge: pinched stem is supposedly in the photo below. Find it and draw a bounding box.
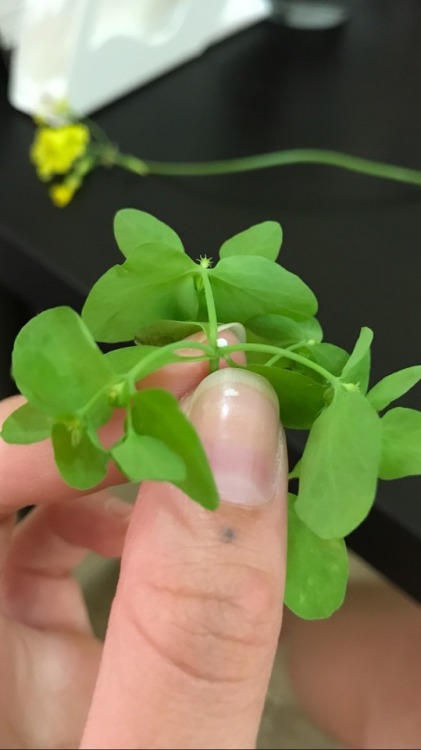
[79,342,212,421]
[80,337,338,427]
[127,340,213,382]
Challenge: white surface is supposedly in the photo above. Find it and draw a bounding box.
[0,0,25,50]
[9,0,270,118]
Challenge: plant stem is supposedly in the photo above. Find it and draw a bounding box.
[111,152,150,176]
[222,343,339,386]
[112,148,421,187]
[200,268,219,373]
[79,342,212,420]
[265,340,307,366]
[127,340,213,381]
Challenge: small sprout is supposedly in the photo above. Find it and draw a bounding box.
[199,255,213,269]
[107,381,131,407]
[343,382,360,393]
[60,417,83,447]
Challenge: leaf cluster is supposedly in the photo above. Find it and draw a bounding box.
[2,209,421,620]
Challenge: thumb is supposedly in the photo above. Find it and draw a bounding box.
[81,369,288,750]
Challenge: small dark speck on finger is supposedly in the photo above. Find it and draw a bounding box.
[221,527,236,543]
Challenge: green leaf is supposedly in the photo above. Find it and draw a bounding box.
[82,243,198,343]
[12,307,114,417]
[379,407,421,479]
[134,320,204,346]
[131,389,218,509]
[246,314,323,346]
[341,327,373,394]
[285,494,348,619]
[112,429,186,483]
[211,255,318,324]
[1,402,51,444]
[296,387,381,538]
[114,209,184,258]
[308,343,349,377]
[219,221,283,262]
[245,364,327,429]
[367,366,421,412]
[52,422,108,490]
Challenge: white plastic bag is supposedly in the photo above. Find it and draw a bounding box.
[9,0,268,118]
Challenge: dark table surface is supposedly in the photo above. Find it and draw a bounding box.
[1,0,420,599]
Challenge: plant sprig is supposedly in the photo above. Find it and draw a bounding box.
[29,112,421,207]
[2,210,421,621]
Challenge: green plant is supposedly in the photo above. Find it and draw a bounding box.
[2,210,421,620]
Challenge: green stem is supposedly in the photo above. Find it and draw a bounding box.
[113,148,421,187]
[127,340,213,381]
[200,267,219,372]
[85,118,115,149]
[79,342,212,420]
[265,353,285,368]
[112,152,150,176]
[201,270,218,343]
[222,343,339,386]
[265,340,307,367]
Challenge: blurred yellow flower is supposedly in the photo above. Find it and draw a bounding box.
[30,124,90,181]
[49,181,77,207]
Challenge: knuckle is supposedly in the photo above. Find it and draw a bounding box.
[119,560,279,684]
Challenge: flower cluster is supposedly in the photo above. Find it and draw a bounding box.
[30,123,92,207]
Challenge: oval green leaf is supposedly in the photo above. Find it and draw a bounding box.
[308,343,349,377]
[131,389,218,510]
[219,221,283,262]
[379,407,421,479]
[341,327,373,394]
[112,429,186,483]
[296,388,381,539]
[82,244,198,343]
[134,320,204,346]
[1,402,52,444]
[367,366,421,412]
[245,364,327,429]
[52,423,108,490]
[114,209,184,258]
[211,255,318,324]
[246,314,323,346]
[12,307,114,417]
[285,494,348,619]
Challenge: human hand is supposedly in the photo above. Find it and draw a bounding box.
[0,326,288,750]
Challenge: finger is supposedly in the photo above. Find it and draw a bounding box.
[0,491,132,630]
[286,583,421,749]
[81,368,288,750]
[0,326,245,510]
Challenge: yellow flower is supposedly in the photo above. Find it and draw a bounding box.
[30,124,90,181]
[49,181,77,208]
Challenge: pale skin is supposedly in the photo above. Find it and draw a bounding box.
[0,327,420,749]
